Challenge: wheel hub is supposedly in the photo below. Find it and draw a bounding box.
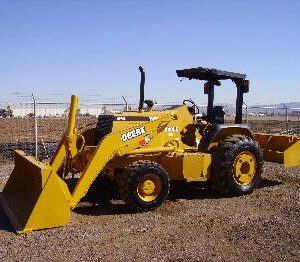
[137,174,162,202]
[141,180,156,195]
[233,151,256,185]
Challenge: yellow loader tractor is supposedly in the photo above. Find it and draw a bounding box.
[1,66,299,233]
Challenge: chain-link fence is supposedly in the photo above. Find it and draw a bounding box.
[0,100,299,165]
[244,105,300,134]
[0,100,130,163]
[0,102,35,163]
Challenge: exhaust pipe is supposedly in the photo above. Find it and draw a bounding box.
[138,66,145,111]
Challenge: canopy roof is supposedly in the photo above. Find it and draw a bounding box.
[176,67,247,81]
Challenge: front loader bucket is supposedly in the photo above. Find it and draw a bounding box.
[254,133,300,167]
[0,150,72,233]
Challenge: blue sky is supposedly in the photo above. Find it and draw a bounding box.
[0,1,299,104]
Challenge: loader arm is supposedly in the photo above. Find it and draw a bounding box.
[50,95,79,174]
[71,112,176,207]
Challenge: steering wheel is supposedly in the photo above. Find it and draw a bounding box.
[183,99,200,115]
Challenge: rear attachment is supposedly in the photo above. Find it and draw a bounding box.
[254,133,300,167]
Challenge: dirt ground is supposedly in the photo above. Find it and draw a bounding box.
[0,161,299,261]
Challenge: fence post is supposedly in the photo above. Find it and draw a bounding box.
[122,96,128,111]
[243,102,248,124]
[32,94,38,158]
[281,103,289,132]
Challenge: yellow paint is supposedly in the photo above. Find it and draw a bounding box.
[254,133,300,167]
[183,153,211,182]
[284,139,300,167]
[0,95,81,233]
[0,151,71,233]
[232,151,256,185]
[137,174,162,202]
[70,112,176,208]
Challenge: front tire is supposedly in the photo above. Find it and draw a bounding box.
[118,161,170,212]
[211,135,263,195]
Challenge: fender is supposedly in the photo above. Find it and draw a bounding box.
[200,124,253,151]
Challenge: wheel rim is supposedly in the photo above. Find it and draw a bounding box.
[137,173,162,202]
[232,151,256,185]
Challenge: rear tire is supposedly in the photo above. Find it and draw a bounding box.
[211,135,263,195]
[117,161,170,212]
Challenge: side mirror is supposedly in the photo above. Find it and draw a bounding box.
[203,80,221,94]
[204,82,209,94]
[242,80,249,93]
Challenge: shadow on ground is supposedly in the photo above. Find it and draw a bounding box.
[75,178,283,217]
[0,203,14,233]
[0,178,283,229]
[168,178,282,200]
[258,178,282,189]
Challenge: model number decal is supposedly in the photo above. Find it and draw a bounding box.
[164,127,179,132]
[121,127,146,142]
[149,116,159,121]
[116,116,126,121]
[114,116,159,121]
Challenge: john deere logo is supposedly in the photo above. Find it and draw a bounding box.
[121,127,146,142]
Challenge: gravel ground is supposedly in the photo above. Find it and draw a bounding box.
[0,162,299,261]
